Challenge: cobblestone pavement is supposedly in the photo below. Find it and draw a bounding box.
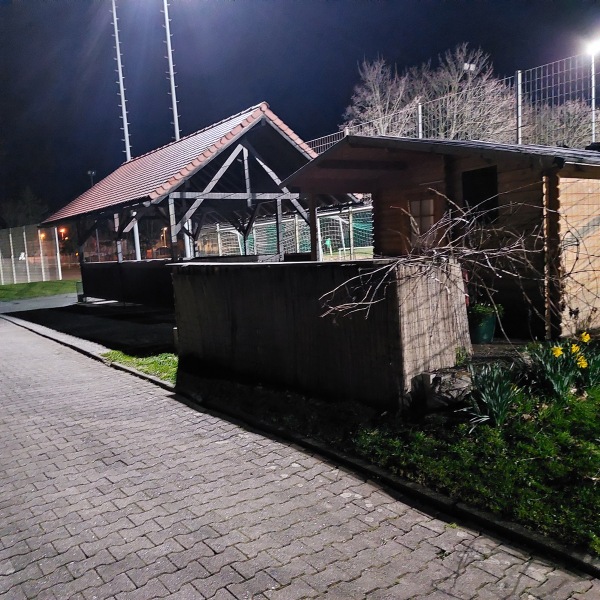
[0,318,598,600]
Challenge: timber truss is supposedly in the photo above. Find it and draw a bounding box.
[74,139,359,262]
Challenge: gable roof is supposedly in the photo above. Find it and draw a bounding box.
[284,134,600,193]
[44,102,316,225]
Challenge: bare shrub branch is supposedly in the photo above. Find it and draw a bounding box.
[321,188,600,340]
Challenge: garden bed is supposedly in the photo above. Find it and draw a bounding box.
[105,334,600,558]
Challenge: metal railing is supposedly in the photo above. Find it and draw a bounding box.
[308,53,598,153]
[196,206,373,261]
[0,225,64,285]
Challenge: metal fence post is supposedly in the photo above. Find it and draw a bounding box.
[22,226,30,283]
[216,223,223,256]
[316,214,323,262]
[38,229,47,281]
[516,70,523,144]
[592,54,597,143]
[348,207,355,259]
[0,238,4,285]
[8,229,16,283]
[54,227,63,280]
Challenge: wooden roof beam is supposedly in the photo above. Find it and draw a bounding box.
[173,198,205,236]
[318,159,407,171]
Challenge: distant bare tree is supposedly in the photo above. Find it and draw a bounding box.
[527,100,593,148]
[0,186,48,228]
[342,44,515,142]
[342,57,420,136]
[415,45,515,142]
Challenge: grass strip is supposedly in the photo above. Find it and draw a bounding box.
[102,350,178,385]
[0,280,77,301]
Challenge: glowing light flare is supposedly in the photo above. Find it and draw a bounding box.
[587,40,600,56]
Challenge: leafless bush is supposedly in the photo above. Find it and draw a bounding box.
[321,191,600,340]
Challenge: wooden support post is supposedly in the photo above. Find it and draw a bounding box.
[544,169,562,340]
[168,196,177,260]
[114,213,123,263]
[133,220,142,261]
[308,194,318,261]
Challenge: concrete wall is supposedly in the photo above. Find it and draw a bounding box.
[172,260,470,410]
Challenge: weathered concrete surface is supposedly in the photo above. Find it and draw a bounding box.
[4,302,175,354]
[0,318,597,599]
[0,293,77,314]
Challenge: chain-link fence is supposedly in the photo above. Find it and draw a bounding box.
[309,53,599,153]
[0,225,64,284]
[196,206,373,261]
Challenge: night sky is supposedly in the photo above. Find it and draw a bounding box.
[2,0,600,215]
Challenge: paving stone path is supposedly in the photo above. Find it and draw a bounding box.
[0,318,598,599]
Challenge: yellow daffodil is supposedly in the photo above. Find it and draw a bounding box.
[571,343,581,354]
[551,346,563,357]
[580,331,591,343]
[577,354,588,368]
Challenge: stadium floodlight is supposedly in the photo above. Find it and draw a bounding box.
[587,40,600,142]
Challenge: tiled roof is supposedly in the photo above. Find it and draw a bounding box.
[44,102,316,224]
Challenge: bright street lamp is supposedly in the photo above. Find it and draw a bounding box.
[87,170,96,187]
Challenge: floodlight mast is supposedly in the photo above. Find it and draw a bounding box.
[111,0,132,161]
[163,0,181,141]
[110,0,140,261]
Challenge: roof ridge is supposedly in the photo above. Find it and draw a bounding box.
[123,101,270,166]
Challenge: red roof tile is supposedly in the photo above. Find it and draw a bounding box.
[44,102,316,225]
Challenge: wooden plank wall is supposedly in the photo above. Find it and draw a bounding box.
[557,176,600,335]
[396,261,471,384]
[374,151,547,337]
[449,155,547,337]
[373,154,446,256]
[172,260,470,411]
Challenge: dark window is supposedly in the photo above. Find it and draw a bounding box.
[462,166,498,223]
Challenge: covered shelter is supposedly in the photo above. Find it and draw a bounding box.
[284,135,600,338]
[43,102,359,304]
